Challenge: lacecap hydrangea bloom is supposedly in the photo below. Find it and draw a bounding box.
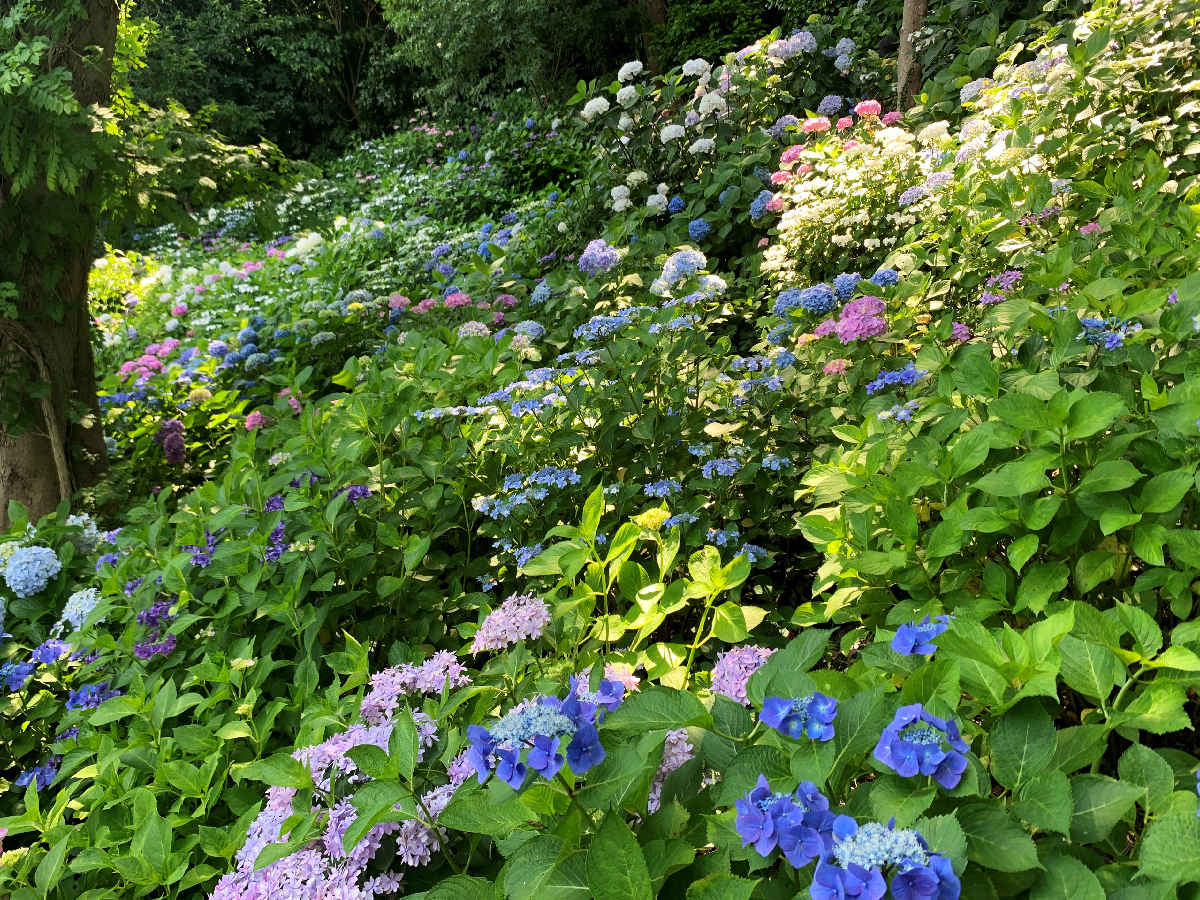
[874,702,969,789]
[735,775,836,868]
[813,818,960,900]
[760,693,838,740]
[891,615,950,655]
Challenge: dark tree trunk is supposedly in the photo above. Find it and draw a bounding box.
[642,0,666,74]
[0,0,118,526]
[896,0,927,110]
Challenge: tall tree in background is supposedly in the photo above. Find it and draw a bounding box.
[896,0,926,107]
[0,0,118,524]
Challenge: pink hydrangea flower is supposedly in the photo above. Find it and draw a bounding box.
[413,298,438,314]
[444,292,473,308]
[796,163,813,174]
[780,146,804,165]
[171,304,188,317]
[881,111,903,125]
[245,411,269,430]
[497,294,517,307]
[802,116,831,133]
[388,294,409,309]
[770,171,793,185]
[842,140,862,152]
[836,117,853,130]
[758,238,770,248]
[492,312,506,326]
[854,99,881,116]
[765,198,783,212]
[471,593,551,654]
[1080,222,1102,236]
[824,359,850,375]
[278,388,302,413]
[648,729,694,813]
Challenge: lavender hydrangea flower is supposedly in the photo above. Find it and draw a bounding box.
[648,729,694,813]
[360,651,471,724]
[874,703,970,789]
[891,615,950,656]
[735,775,835,866]
[711,645,775,705]
[578,239,620,276]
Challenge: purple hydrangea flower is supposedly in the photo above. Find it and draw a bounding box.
[874,703,969,789]
[711,645,775,705]
[760,693,838,740]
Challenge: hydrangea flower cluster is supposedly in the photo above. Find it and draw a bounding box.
[760,693,838,740]
[865,362,927,395]
[578,239,620,276]
[467,682,623,788]
[734,775,835,867]
[472,466,581,519]
[813,819,959,900]
[360,650,471,723]
[979,269,1022,305]
[711,644,775,705]
[648,729,694,813]
[874,703,969,789]
[470,593,552,653]
[774,284,837,317]
[65,681,123,711]
[53,587,103,636]
[1081,315,1141,349]
[3,545,62,598]
[891,615,950,655]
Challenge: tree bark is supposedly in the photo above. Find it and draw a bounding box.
[641,0,666,74]
[896,0,927,110]
[0,0,118,527]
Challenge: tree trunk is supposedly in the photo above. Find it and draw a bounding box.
[896,0,927,110]
[0,0,118,527]
[642,0,666,74]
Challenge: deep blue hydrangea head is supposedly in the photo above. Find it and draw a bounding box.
[753,165,773,184]
[250,316,266,329]
[891,615,950,656]
[776,283,837,315]
[761,693,838,740]
[237,327,259,345]
[833,272,862,301]
[865,362,927,395]
[873,703,969,789]
[223,351,244,368]
[1,660,36,692]
[16,756,60,792]
[668,195,686,214]
[734,774,836,867]
[870,268,900,288]
[688,219,712,241]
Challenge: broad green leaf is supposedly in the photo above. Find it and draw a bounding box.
[1007,534,1039,573]
[1057,636,1119,702]
[1136,470,1193,514]
[239,753,312,789]
[1075,551,1116,595]
[869,774,936,827]
[989,699,1055,789]
[1111,680,1190,734]
[1030,854,1104,900]
[957,803,1040,872]
[586,814,653,900]
[1049,725,1109,773]
[1118,744,1175,813]
[1012,770,1072,835]
[828,687,890,786]
[441,781,539,839]
[709,603,766,643]
[603,687,712,733]
[1064,392,1126,441]
[1068,774,1143,843]
[685,873,758,900]
[913,814,968,875]
[1139,814,1200,883]
[1078,460,1142,494]
[505,835,589,900]
[1015,562,1069,615]
[426,876,495,900]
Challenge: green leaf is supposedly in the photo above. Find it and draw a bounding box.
[869,774,936,827]
[389,710,420,781]
[575,746,647,810]
[130,808,172,879]
[1064,392,1126,442]
[34,837,68,898]
[989,699,1055,789]
[603,687,712,733]
[346,780,410,851]
[1111,680,1190,734]
[426,876,495,900]
[1068,774,1143,843]
[1078,460,1142,494]
[1049,725,1109,773]
[990,394,1058,433]
[745,629,829,707]
[505,835,589,900]
[586,814,653,900]
[580,486,604,543]
[1012,770,1072,835]
[1030,854,1104,900]
[1118,744,1175,813]
[240,753,312,788]
[376,522,403,548]
[1057,636,1119,701]
[1139,814,1200,883]
[1136,470,1193,514]
[685,874,758,900]
[1015,562,1069,615]
[709,603,766,642]
[1007,535,1039,573]
[441,781,539,839]
[913,814,968,875]
[957,803,1040,872]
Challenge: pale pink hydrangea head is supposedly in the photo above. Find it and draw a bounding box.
[881,111,903,125]
[836,117,853,131]
[388,294,409,309]
[824,358,850,375]
[770,171,793,185]
[802,116,830,133]
[854,99,881,116]
[648,728,695,813]
[360,651,471,725]
[471,593,551,654]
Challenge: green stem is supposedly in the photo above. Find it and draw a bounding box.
[683,592,718,683]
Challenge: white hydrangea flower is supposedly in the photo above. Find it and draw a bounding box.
[611,185,630,201]
[581,97,611,121]
[917,121,950,144]
[688,138,715,154]
[557,221,568,233]
[626,170,649,187]
[617,86,638,105]
[682,58,712,81]
[612,198,633,212]
[618,60,644,82]
[657,183,669,195]
[618,114,634,131]
[698,93,726,116]
[660,124,686,143]
[647,194,669,214]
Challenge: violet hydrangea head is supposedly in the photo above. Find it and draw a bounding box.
[711,645,775,705]
[471,592,551,654]
[734,774,836,866]
[873,703,969,788]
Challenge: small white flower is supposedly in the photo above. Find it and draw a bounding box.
[557,221,568,233]
[612,198,633,212]
[626,170,649,187]
[688,138,715,154]
[618,114,634,131]
[617,85,638,105]
[618,60,644,82]
[660,124,686,143]
[582,97,611,121]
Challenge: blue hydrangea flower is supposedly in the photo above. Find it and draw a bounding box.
[1,661,35,692]
[237,327,259,345]
[668,196,686,214]
[870,269,899,288]
[688,219,712,241]
[815,818,960,900]
[701,458,742,479]
[734,775,836,867]
[817,94,844,115]
[578,240,620,276]
[891,615,950,655]
[797,284,837,315]
[833,272,862,301]
[65,681,123,711]
[761,693,838,740]
[750,190,775,220]
[874,703,969,789]
[644,479,682,498]
[16,757,60,792]
[30,639,71,665]
[865,362,927,395]
[3,546,62,598]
